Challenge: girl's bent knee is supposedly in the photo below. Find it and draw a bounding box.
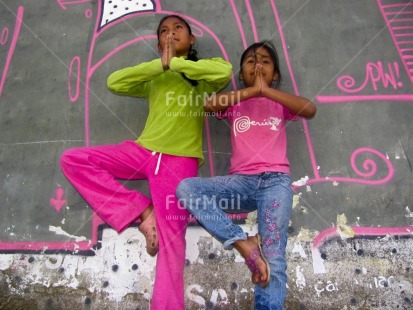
[176,179,200,211]
[60,148,85,170]
[176,180,190,200]
[60,149,73,168]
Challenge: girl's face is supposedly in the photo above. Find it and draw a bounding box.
[158,17,195,57]
[240,47,279,87]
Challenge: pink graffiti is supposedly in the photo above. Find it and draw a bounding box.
[228,0,260,49]
[229,0,247,49]
[0,0,400,254]
[318,1,413,104]
[293,148,394,189]
[337,62,403,93]
[350,148,392,180]
[0,27,9,45]
[0,6,23,97]
[49,187,67,212]
[317,94,413,104]
[312,225,413,250]
[245,0,259,43]
[56,0,92,11]
[301,0,413,187]
[68,56,81,102]
[378,0,413,85]
[85,8,93,19]
[0,240,93,253]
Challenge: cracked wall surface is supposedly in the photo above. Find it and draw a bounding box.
[1,226,412,309]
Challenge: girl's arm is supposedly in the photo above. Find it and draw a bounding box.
[108,35,176,97]
[204,86,258,112]
[204,64,264,112]
[258,65,316,119]
[107,59,164,97]
[205,64,317,117]
[169,57,232,92]
[261,87,316,119]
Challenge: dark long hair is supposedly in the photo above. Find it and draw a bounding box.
[240,40,282,89]
[157,15,199,86]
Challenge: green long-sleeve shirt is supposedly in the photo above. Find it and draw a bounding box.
[107,57,232,162]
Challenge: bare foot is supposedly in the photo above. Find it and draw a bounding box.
[234,235,269,287]
[140,207,153,222]
[251,272,261,285]
[138,205,158,256]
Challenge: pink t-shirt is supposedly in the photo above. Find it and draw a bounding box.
[221,97,299,175]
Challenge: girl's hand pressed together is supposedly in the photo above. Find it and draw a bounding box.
[161,34,169,70]
[252,64,263,96]
[254,63,272,97]
[161,34,176,70]
[255,63,316,118]
[169,34,176,61]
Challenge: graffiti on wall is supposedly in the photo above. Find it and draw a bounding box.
[0,0,412,274]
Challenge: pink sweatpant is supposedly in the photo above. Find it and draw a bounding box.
[60,140,198,309]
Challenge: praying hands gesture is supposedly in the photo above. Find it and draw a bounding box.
[161,34,176,70]
[204,62,316,118]
[252,64,268,96]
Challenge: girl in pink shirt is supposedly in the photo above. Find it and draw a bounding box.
[177,41,316,309]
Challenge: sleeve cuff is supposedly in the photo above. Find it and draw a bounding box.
[169,57,184,72]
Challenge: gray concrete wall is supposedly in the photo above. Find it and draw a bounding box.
[0,0,412,309]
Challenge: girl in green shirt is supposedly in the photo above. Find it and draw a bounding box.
[61,14,232,310]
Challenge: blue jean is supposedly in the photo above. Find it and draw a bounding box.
[176,172,293,310]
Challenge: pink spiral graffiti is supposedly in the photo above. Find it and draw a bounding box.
[295,147,394,188]
[337,74,369,93]
[350,148,394,182]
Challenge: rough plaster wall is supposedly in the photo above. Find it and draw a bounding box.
[1,224,413,309]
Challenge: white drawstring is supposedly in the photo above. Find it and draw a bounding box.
[152,151,162,175]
